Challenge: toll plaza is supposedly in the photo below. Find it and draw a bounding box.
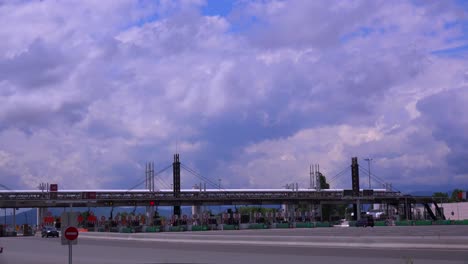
[0,155,459,235]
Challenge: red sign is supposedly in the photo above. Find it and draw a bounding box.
[50,184,58,192]
[43,216,54,224]
[87,215,97,223]
[64,226,79,241]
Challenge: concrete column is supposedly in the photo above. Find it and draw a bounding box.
[37,208,41,226]
[145,206,154,225]
[308,204,313,221]
[404,200,408,220]
[290,205,296,223]
[13,209,16,230]
[281,204,288,213]
[319,203,323,221]
[356,199,361,220]
[408,202,412,220]
[192,205,201,216]
[37,208,48,226]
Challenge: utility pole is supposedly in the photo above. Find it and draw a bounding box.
[151,162,155,192]
[364,158,372,189]
[309,165,314,189]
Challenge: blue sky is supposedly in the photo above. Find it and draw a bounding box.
[202,0,235,17]
[0,0,467,194]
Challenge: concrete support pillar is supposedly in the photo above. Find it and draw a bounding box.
[403,200,409,220]
[356,199,361,221]
[408,202,412,220]
[386,203,391,220]
[13,209,16,230]
[37,208,48,226]
[289,204,296,223]
[281,203,288,213]
[308,204,313,221]
[352,204,358,221]
[192,205,201,216]
[145,206,155,225]
[319,203,323,222]
[37,208,41,226]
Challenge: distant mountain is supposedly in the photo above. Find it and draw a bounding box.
[0,209,37,226]
[408,191,434,196]
[1,204,283,226]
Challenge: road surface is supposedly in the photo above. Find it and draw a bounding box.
[1,226,468,264]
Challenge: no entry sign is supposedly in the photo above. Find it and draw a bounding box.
[64,226,79,241]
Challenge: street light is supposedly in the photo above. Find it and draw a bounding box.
[364,158,373,189]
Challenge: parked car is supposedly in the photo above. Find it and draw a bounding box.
[41,226,59,238]
[356,216,375,227]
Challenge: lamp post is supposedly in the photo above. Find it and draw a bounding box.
[218,179,222,214]
[364,158,373,211]
[364,158,373,189]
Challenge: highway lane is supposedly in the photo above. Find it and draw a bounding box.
[1,226,468,264]
[174,225,468,237]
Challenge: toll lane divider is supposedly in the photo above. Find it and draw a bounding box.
[315,222,331,228]
[191,225,209,231]
[295,222,313,228]
[374,221,387,226]
[222,225,238,230]
[248,224,268,229]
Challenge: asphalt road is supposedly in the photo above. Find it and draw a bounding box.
[1,226,468,264]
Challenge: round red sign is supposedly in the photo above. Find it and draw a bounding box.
[64,226,79,241]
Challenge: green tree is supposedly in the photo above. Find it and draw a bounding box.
[451,189,464,202]
[319,172,330,189]
[318,173,332,221]
[433,192,449,205]
[432,192,449,198]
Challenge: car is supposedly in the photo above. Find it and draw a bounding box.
[41,226,60,238]
[356,216,375,227]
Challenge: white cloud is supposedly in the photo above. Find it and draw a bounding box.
[0,0,467,193]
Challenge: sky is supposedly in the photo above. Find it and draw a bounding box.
[0,0,467,194]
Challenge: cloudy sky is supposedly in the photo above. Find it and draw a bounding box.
[0,0,467,193]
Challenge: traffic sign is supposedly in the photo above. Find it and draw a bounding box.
[50,184,58,192]
[61,212,79,246]
[64,226,79,241]
[62,226,79,264]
